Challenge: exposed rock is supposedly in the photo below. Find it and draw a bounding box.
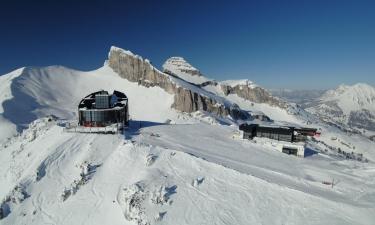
[348,109,375,131]
[162,57,211,85]
[163,57,202,77]
[220,83,285,108]
[107,46,250,120]
[164,56,285,108]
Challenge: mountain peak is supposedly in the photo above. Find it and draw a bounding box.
[307,82,375,131]
[325,83,375,99]
[163,57,201,77]
[110,46,136,57]
[162,57,212,85]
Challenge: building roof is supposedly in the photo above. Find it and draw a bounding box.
[78,90,128,110]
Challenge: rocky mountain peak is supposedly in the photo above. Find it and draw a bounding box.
[306,83,375,132]
[107,46,250,121]
[163,57,202,77]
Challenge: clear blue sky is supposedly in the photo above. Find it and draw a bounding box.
[1,0,374,89]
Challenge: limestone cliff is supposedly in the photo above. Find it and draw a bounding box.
[220,81,285,107]
[162,57,285,108]
[107,46,249,120]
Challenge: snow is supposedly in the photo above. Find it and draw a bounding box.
[162,57,211,85]
[319,83,375,115]
[109,46,139,59]
[305,83,375,132]
[0,118,374,224]
[220,79,258,88]
[0,68,24,140]
[225,93,375,162]
[0,53,375,224]
[168,75,234,109]
[0,65,181,142]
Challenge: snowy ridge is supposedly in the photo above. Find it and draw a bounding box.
[0,47,375,224]
[108,46,250,120]
[163,57,200,75]
[161,54,281,109]
[0,65,181,142]
[109,46,139,59]
[1,115,374,224]
[162,57,211,85]
[220,79,258,88]
[320,83,375,114]
[306,83,375,132]
[0,68,24,140]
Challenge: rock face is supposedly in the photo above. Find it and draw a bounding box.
[163,57,285,108]
[220,82,285,107]
[163,57,201,76]
[162,57,210,85]
[107,46,249,120]
[107,47,175,92]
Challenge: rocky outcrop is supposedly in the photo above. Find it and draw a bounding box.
[162,57,211,85]
[163,57,202,77]
[162,57,285,108]
[106,47,171,91]
[107,46,249,120]
[220,83,285,107]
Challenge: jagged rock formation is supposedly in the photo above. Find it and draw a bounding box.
[219,81,285,107]
[163,57,285,108]
[163,57,202,77]
[107,47,249,120]
[162,57,210,85]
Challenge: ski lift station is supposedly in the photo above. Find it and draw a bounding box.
[77,90,129,128]
[239,123,319,157]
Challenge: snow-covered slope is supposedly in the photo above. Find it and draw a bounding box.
[0,68,22,141]
[1,117,374,225]
[306,83,375,132]
[0,65,180,142]
[1,47,375,224]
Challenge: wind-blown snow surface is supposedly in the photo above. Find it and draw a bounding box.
[0,65,178,142]
[0,68,23,140]
[1,119,375,225]
[1,65,375,224]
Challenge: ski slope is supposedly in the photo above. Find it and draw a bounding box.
[1,118,374,225]
[0,65,181,143]
[0,59,375,224]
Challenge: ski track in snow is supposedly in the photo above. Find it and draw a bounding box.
[1,119,374,224]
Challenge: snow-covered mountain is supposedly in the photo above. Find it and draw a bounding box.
[306,83,375,133]
[1,46,375,225]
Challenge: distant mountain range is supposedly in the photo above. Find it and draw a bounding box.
[305,83,375,133]
[270,89,326,106]
[271,84,375,134]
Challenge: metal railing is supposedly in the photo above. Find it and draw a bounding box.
[63,122,123,134]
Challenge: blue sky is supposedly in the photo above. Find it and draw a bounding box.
[0,0,374,89]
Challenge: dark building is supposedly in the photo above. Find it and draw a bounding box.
[78,90,129,127]
[239,123,318,143]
